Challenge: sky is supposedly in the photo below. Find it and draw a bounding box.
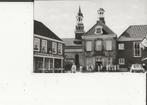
[34,0,147,38]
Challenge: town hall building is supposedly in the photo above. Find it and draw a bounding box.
[63,7,118,72]
[82,8,117,71]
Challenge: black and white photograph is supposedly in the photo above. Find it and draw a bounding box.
[0,0,146,105]
[34,0,147,73]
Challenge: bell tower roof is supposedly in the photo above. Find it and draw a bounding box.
[78,6,83,17]
[74,6,85,44]
[97,8,105,24]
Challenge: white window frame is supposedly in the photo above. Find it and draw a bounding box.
[133,42,141,57]
[105,40,112,51]
[86,41,92,51]
[48,41,52,54]
[95,26,103,34]
[34,38,40,51]
[95,40,102,51]
[41,40,47,53]
[119,58,125,65]
[118,43,124,50]
[58,43,63,55]
[52,42,57,54]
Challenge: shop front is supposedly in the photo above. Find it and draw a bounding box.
[34,55,63,73]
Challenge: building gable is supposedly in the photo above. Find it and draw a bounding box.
[85,21,115,36]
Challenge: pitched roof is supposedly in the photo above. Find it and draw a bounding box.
[78,6,83,17]
[62,38,82,47]
[34,20,62,41]
[85,21,115,35]
[118,25,147,41]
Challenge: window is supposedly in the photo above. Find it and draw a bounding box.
[95,40,102,51]
[50,58,53,69]
[134,42,141,57]
[119,58,125,65]
[55,59,61,68]
[106,40,112,51]
[58,43,63,55]
[107,57,112,65]
[34,38,40,51]
[95,26,103,34]
[86,41,92,51]
[48,40,52,53]
[118,43,124,50]
[52,42,57,54]
[41,40,47,53]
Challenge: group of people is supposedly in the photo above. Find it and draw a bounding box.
[71,63,83,73]
[71,63,120,73]
[87,64,119,72]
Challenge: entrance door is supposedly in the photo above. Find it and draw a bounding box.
[34,57,43,73]
[95,61,102,71]
[95,57,103,71]
[75,54,79,70]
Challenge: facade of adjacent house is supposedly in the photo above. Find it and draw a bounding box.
[117,25,147,71]
[33,20,64,73]
[82,8,117,71]
[140,36,147,67]
[62,7,85,70]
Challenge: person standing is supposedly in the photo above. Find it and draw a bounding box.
[71,63,76,73]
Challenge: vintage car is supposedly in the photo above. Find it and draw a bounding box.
[130,64,145,73]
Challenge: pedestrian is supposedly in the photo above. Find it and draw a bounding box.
[80,65,83,72]
[71,63,76,73]
[89,65,93,72]
[142,63,146,71]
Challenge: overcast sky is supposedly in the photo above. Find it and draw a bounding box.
[34,0,147,38]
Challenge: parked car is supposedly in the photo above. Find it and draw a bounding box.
[130,64,145,73]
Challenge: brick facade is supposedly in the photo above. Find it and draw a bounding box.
[33,20,64,73]
[117,25,147,71]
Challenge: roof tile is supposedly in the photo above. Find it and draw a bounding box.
[34,20,62,41]
[119,25,147,41]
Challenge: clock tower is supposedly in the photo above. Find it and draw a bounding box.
[74,6,85,44]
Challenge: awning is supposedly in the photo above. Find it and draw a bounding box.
[142,57,147,61]
[140,37,147,49]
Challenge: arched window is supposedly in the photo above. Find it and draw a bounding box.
[133,42,141,57]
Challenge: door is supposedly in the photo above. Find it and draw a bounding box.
[75,54,80,70]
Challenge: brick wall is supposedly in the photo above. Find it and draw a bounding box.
[117,41,144,68]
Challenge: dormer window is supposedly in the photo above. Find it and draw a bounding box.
[95,26,103,34]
